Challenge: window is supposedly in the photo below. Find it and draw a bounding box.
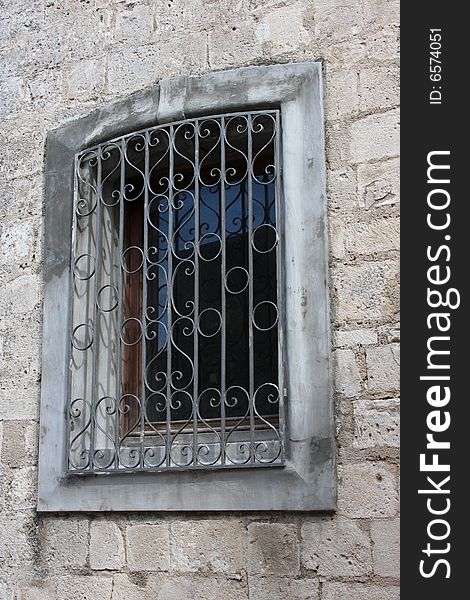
[39,62,335,511]
[70,111,284,471]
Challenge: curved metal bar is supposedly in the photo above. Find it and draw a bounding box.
[69,109,283,473]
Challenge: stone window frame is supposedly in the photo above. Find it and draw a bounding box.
[38,62,335,511]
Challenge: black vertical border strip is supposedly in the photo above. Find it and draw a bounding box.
[401,3,465,596]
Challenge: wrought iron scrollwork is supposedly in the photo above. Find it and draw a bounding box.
[68,110,284,473]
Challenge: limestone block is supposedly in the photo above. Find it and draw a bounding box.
[329,217,346,259]
[314,0,362,40]
[7,466,36,510]
[66,58,106,101]
[359,65,399,112]
[208,22,261,70]
[371,517,400,576]
[350,109,399,163]
[56,576,113,600]
[255,4,309,54]
[353,399,400,448]
[0,389,38,421]
[357,158,400,209]
[41,518,89,570]
[323,582,400,600]
[248,577,319,600]
[334,328,378,348]
[366,344,400,394]
[111,574,155,600]
[247,523,300,576]
[115,4,155,43]
[363,0,400,29]
[338,462,398,518]
[332,349,362,397]
[326,167,357,213]
[126,523,170,572]
[171,520,246,574]
[90,522,125,570]
[332,259,399,322]
[301,517,372,576]
[0,513,35,568]
[0,221,36,266]
[344,217,399,256]
[0,420,36,468]
[325,67,359,120]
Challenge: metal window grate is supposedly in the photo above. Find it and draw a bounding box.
[68,110,285,473]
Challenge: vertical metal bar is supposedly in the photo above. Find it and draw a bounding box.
[220,117,227,465]
[193,121,200,466]
[114,140,126,469]
[247,114,255,464]
[274,110,285,463]
[140,132,149,467]
[89,146,103,471]
[65,154,80,471]
[166,125,174,467]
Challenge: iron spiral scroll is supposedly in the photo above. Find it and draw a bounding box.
[68,110,285,473]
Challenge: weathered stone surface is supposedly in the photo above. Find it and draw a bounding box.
[332,259,399,322]
[0,389,38,421]
[353,399,400,448]
[0,0,399,596]
[327,167,357,213]
[66,58,106,101]
[126,523,170,572]
[107,37,206,96]
[6,466,36,510]
[171,520,246,575]
[247,523,300,576]
[255,4,309,54]
[322,582,400,600]
[338,462,399,518]
[378,322,400,343]
[0,274,41,317]
[27,68,64,112]
[106,46,161,96]
[0,126,44,181]
[0,513,35,568]
[329,217,346,259]
[371,517,400,576]
[359,65,399,112]
[363,0,400,29]
[366,344,400,394]
[208,22,261,70]
[325,122,351,170]
[111,574,155,600]
[56,575,113,600]
[41,518,89,570]
[357,157,400,209]
[326,67,359,120]
[332,349,361,397]
[0,220,36,266]
[301,518,371,576]
[90,521,125,570]
[344,217,399,256]
[365,25,400,62]
[314,0,362,41]
[350,109,399,163]
[0,420,36,468]
[17,581,56,600]
[334,328,378,348]
[0,176,42,220]
[248,577,320,600]
[114,4,155,44]
[135,575,249,600]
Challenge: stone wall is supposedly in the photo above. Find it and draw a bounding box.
[0,1,399,598]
